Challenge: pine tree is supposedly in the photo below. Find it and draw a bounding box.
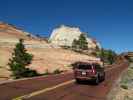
[78,34,88,50]
[8,39,39,79]
[72,39,79,50]
[72,33,88,51]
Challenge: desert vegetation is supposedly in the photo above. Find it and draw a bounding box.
[96,48,117,65]
[120,63,133,90]
[72,33,88,51]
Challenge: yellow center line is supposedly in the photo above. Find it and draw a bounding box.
[13,79,75,100]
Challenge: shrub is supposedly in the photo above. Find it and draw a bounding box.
[120,84,128,89]
[53,69,63,74]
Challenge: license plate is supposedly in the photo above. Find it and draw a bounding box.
[82,71,86,75]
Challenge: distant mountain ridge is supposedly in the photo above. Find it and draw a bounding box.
[0,22,34,40]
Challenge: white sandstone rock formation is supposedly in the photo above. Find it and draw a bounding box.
[49,25,101,49]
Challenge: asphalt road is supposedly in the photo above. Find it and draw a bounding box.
[0,61,129,100]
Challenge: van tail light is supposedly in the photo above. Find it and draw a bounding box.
[86,69,95,75]
[92,69,96,75]
[91,66,96,75]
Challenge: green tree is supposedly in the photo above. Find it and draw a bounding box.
[8,39,39,79]
[72,33,88,51]
[107,50,117,64]
[72,39,79,50]
[78,34,88,50]
[97,48,117,65]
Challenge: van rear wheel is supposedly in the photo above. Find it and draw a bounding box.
[76,79,81,83]
[94,77,99,85]
[101,72,105,81]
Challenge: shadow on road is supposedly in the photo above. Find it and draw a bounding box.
[74,80,104,86]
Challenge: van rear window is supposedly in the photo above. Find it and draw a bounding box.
[78,64,92,69]
[93,64,102,69]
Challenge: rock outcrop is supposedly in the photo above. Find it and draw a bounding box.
[49,25,101,49]
[0,22,48,47]
[0,22,31,40]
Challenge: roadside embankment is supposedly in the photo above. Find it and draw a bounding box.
[108,63,133,100]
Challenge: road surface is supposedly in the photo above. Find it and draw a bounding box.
[0,61,129,100]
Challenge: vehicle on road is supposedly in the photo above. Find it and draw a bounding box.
[73,61,105,85]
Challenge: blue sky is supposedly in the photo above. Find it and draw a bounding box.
[0,0,133,53]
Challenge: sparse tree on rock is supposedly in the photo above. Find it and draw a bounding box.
[72,33,88,51]
[78,34,88,50]
[96,48,117,65]
[8,39,39,79]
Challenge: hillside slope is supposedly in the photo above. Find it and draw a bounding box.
[0,22,30,39]
[0,22,99,81]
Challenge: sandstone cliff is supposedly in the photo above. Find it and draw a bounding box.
[49,25,101,49]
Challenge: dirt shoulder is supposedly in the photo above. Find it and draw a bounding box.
[108,63,133,100]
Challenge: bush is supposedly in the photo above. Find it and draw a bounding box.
[53,69,63,74]
[120,84,128,89]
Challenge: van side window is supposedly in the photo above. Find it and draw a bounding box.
[93,64,102,71]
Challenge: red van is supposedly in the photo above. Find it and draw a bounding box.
[73,61,105,85]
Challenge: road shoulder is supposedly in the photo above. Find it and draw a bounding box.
[107,63,133,100]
